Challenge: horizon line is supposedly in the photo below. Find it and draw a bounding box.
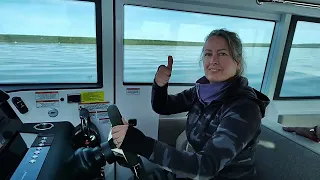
[0,34,319,47]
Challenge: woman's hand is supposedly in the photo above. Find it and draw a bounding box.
[111,117,156,159]
[155,55,173,87]
[282,126,316,140]
[112,117,129,148]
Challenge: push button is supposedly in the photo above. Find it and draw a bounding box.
[38,143,44,146]
[32,155,38,159]
[36,147,42,151]
[29,159,36,164]
[42,137,47,140]
[40,140,46,143]
[34,151,40,155]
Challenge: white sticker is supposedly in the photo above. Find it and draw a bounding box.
[35,91,60,108]
[35,91,59,100]
[79,102,110,124]
[36,100,59,108]
[126,88,140,95]
[90,110,109,123]
[79,102,109,111]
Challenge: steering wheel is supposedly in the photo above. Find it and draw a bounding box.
[107,105,148,179]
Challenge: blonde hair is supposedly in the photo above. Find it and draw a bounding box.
[200,29,245,75]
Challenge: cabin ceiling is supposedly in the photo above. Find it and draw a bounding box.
[161,0,320,19]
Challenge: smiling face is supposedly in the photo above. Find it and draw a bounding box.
[203,35,240,83]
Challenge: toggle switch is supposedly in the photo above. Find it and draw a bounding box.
[128,119,137,126]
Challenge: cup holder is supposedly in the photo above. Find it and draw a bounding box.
[33,122,54,131]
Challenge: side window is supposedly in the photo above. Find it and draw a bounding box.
[123,5,275,90]
[0,0,100,85]
[276,17,320,98]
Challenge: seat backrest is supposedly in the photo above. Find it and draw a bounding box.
[256,126,320,180]
[158,118,186,147]
[158,118,320,180]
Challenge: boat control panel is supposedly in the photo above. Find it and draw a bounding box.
[0,118,75,180]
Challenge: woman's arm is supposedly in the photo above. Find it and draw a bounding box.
[121,99,262,179]
[282,125,320,141]
[151,80,195,115]
[316,126,320,139]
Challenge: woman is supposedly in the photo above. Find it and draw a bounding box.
[112,29,270,179]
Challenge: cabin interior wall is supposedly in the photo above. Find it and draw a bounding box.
[114,0,160,178]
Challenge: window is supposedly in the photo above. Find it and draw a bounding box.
[276,16,320,98]
[0,0,101,85]
[123,5,275,90]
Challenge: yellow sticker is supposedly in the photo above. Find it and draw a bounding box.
[81,91,104,103]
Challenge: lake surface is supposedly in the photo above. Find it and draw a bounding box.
[0,42,319,97]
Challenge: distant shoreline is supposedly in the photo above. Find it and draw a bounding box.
[0,34,319,48]
[0,34,96,44]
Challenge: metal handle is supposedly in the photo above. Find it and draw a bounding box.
[80,108,90,137]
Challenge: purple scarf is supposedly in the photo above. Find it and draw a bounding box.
[196,77,234,105]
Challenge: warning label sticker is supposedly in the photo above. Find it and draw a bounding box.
[36,100,59,108]
[79,102,110,123]
[80,91,104,103]
[90,110,109,121]
[126,88,140,95]
[79,102,110,112]
[35,91,59,108]
[35,91,59,100]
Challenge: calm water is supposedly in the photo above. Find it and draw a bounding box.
[0,42,319,97]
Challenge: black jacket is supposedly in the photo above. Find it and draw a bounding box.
[122,75,270,180]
